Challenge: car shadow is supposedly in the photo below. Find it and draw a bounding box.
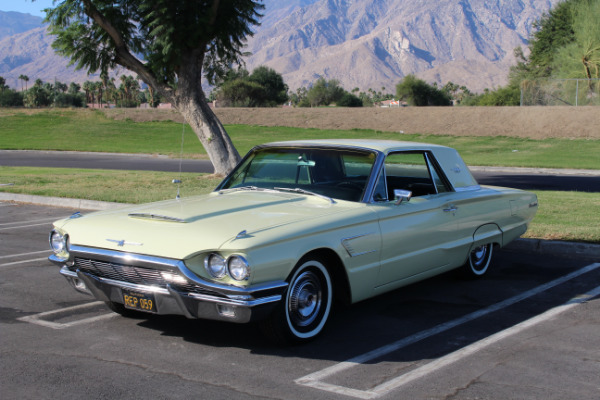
[134,245,599,363]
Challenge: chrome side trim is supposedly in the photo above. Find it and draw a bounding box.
[128,213,187,223]
[69,245,179,270]
[341,233,377,257]
[454,185,481,192]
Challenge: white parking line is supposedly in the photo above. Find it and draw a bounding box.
[0,216,61,227]
[0,250,50,259]
[17,301,117,329]
[296,263,600,399]
[0,222,55,231]
[0,257,49,268]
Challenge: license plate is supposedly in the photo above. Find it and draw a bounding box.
[122,289,157,313]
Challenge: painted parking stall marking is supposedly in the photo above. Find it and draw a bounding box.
[0,257,50,268]
[17,301,117,329]
[0,216,63,231]
[0,250,51,259]
[295,263,600,399]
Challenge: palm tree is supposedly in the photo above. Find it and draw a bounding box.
[94,81,104,107]
[119,75,129,104]
[55,81,68,93]
[82,81,93,106]
[18,75,30,91]
[68,82,81,95]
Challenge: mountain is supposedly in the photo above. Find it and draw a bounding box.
[244,0,563,92]
[0,1,562,93]
[0,24,125,90]
[0,11,43,40]
[0,12,128,90]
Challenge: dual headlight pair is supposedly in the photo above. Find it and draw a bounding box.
[204,253,250,281]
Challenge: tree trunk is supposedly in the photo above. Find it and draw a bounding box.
[170,52,241,176]
[176,94,241,176]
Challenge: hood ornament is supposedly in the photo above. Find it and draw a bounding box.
[106,239,143,247]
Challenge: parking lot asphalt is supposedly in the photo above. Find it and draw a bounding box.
[2,201,599,400]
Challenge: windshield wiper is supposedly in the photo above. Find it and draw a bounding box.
[274,187,336,204]
[219,186,263,193]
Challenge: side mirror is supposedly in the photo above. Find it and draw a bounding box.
[394,189,412,205]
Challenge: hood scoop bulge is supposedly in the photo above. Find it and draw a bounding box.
[128,213,187,223]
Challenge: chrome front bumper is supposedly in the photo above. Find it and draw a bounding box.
[50,246,288,323]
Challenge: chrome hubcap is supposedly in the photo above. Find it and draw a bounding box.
[470,244,491,273]
[289,271,322,327]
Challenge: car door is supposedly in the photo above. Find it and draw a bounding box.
[371,151,461,288]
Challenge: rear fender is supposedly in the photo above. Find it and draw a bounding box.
[472,223,502,249]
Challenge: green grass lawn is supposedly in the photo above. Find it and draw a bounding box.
[0,167,222,204]
[1,109,599,169]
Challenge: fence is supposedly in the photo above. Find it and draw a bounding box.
[520,79,600,106]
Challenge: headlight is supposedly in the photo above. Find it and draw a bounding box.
[205,253,227,279]
[204,253,250,281]
[50,230,68,254]
[228,256,250,281]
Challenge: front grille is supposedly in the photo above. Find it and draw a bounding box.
[73,258,165,286]
[71,257,225,298]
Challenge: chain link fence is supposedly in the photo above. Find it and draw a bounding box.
[520,79,600,106]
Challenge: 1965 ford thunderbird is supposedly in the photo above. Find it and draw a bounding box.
[49,140,538,342]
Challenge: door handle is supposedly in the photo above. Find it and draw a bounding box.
[443,205,457,212]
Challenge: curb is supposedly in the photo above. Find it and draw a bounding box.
[0,192,127,211]
[1,192,599,259]
[504,238,600,259]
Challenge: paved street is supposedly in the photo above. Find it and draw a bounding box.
[2,202,599,399]
[2,150,600,192]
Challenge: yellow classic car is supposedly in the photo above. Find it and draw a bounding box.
[49,140,538,343]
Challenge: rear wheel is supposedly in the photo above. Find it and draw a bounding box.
[463,243,493,278]
[261,257,333,344]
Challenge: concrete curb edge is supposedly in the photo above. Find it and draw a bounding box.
[0,192,128,211]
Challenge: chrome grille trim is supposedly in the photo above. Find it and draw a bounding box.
[64,245,289,300]
[70,257,225,298]
[73,257,168,287]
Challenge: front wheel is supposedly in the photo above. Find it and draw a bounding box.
[261,258,333,344]
[462,243,493,278]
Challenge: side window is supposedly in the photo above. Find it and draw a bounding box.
[425,153,451,194]
[373,151,450,201]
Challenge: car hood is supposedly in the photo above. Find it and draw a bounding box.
[58,191,357,259]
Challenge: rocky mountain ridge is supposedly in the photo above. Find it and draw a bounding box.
[244,0,562,92]
[1,1,562,93]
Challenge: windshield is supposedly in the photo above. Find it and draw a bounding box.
[218,147,377,202]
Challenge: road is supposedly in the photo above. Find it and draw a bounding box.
[2,202,599,399]
[1,150,599,192]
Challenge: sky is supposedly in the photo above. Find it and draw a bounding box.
[0,0,56,17]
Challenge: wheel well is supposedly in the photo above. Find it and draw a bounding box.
[296,248,352,307]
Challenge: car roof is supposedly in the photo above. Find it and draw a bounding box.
[260,139,479,190]
[262,139,450,154]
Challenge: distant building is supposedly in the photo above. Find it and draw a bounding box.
[380,100,407,107]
